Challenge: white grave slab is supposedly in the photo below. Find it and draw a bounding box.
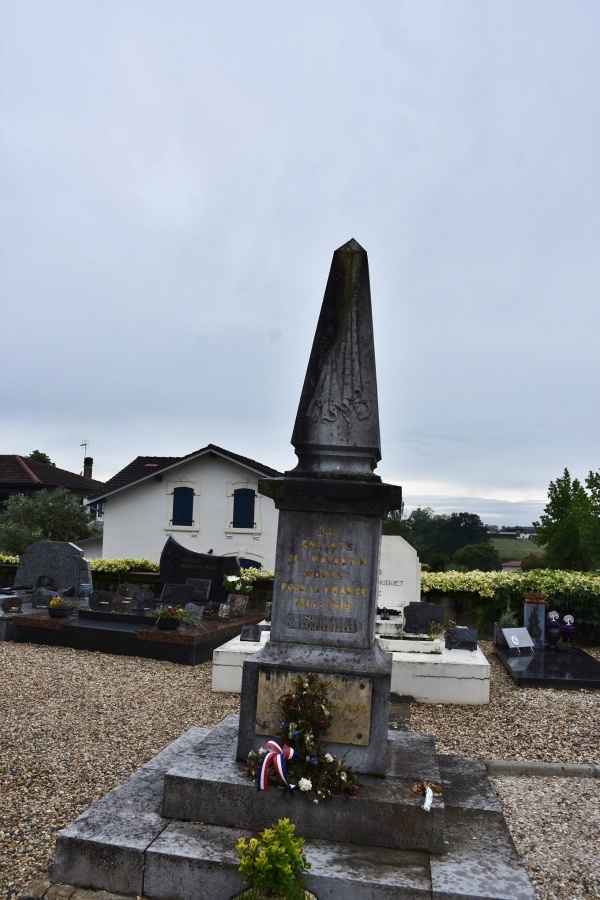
[377,535,421,611]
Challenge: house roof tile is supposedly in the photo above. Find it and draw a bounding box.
[88,444,282,502]
[0,456,105,492]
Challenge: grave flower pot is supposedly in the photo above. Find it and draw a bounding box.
[48,607,74,619]
[156,618,179,630]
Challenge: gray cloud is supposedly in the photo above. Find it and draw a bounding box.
[2,1,599,526]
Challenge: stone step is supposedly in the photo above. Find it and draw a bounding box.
[161,716,444,853]
[52,725,535,900]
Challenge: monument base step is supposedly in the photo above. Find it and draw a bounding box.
[52,721,535,900]
[162,716,444,852]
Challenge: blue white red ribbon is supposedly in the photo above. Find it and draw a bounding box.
[257,740,296,791]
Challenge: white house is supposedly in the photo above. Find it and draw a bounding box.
[87,445,282,569]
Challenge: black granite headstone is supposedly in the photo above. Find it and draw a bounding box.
[159,537,239,602]
[445,626,478,651]
[403,601,445,635]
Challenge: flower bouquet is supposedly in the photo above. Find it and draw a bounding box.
[155,605,202,629]
[223,573,254,596]
[241,672,359,803]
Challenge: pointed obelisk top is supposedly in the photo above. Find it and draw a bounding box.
[289,239,381,480]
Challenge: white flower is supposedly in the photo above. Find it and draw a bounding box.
[339,772,347,782]
[324,753,333,763]
[258,747,266,756]
[298,777,312,792]
[228,576,240,582]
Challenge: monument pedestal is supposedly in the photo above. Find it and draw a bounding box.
[237,641,392,774]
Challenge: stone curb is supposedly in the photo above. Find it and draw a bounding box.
[485,759,600,778]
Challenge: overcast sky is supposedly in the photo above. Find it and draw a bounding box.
[2,1,599,526]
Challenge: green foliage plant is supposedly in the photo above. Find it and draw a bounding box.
[236,818,310,899]
[421,570,600,643]
[0,487,96,555]
[452,543,502,572]
[90,557,159,575]
[242,673,359,802]
[28,450,55,466]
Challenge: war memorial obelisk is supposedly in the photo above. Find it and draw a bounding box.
[237,239,403,775]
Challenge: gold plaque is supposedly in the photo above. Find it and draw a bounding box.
[255,670,372,746]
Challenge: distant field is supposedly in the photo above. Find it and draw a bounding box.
[491,538,544,562]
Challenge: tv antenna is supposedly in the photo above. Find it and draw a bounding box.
[80,440,89,456]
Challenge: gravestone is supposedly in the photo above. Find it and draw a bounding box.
[112,583,137,611]
[15,541,91,593]
[378,535,421,611]
[237,239,402,776]
[159,537,238,603]
[403,601,445,635]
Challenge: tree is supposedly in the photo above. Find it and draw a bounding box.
[452,542,501,571]
[28,450,55,466]
[0,487,99,555]
[432,512,490,558]
[534,468,600,571]
[382,508,410,538]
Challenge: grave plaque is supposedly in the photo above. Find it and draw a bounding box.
[185,578,212,602]
[89,590,114,610]
[230,595,249,617]
[159,584,195,607]
[255,670,372,745]
[502,627,534,654]
[240,625,262,642]
[445,626,478,651]
[237,240,402,775]
[159,537,238,602]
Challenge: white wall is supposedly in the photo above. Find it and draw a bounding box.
[101,455,279,568]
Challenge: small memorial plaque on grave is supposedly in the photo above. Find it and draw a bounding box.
[502,627,534,654]
[160,584,195,607]
[445,626,478,651]
[229,595,249,617]
[255,670,372,746]
[89,590,114,610]
[184,602,206,618]
[186,578,212,602]
[240,625,262,642]
[218,602,232,619]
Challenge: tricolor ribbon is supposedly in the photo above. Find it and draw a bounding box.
[257,740,296,791]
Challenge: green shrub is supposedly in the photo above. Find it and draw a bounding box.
[421,570,600,643]
[236,818,310,899]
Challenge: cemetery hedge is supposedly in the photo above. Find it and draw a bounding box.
[422,570,600,643]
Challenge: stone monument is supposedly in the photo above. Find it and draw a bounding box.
[237,239,402,775]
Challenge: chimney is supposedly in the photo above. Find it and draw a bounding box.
[83,457,93,478]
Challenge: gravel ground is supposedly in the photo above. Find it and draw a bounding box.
[0,640,598,900]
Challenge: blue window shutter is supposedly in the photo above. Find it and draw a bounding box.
[172,487,194,526]
[233,488,255,528]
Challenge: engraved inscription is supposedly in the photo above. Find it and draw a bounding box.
[255,670,372,745]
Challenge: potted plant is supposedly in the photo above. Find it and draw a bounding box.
[235,818,314,899]
[48,596,78,619]
[155,606,202,630]
[494,602,517,648]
